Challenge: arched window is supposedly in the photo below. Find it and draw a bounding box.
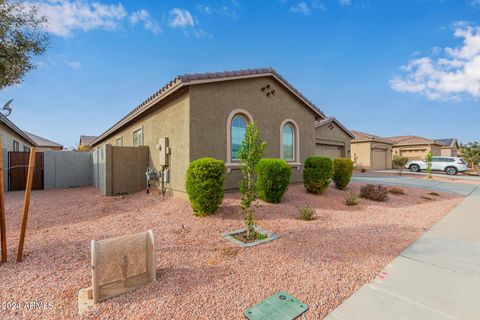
[231,115,247,161]
[282,123,295,161]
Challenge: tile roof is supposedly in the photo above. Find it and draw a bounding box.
[0,114,37,146]
[351,130,393,143]
[79,135,98,146]
[315,117,355,138]
[91,68,326,146]
[25,131,63,148]
[385,135,446,146]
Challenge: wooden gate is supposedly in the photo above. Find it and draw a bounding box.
[8,152,44,191]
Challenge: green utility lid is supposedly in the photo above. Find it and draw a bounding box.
[244,291,309,320]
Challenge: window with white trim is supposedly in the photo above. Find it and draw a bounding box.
[231,115,247,161]
[133,128,142,147]
[116,137,123,146]
[13,140,19,152]
[282,123,295,161]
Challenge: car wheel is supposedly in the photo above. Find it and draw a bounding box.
[410,164,420,172]
[445,167,457,175]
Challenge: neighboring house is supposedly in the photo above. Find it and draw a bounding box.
[0,115,37,191]
[351,130,393,170]
[437,138,459,157]
[0,114,36,152]
[79,135,97,150]
[315,117,354,158]
[386,136,446,160]
[25,131,63,151]
[90,68,350,195]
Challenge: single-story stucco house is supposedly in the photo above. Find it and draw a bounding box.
[0,114,36,153]
[315,117,354,159]
[25,131,63,151]
[90,68,352,196]
[350,130,393,170]
[386,136,446,160]
[437,138,459,157]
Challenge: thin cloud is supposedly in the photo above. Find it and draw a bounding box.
[130,9,161,34]
[30,0,127,37]
[339,0,352,6]
[169,8,195,28]
[65,60,81,70]
[390,22,480,101]
[290,2,311,15]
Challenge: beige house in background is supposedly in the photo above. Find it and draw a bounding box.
[0,115,36,152]
[90,68,351,195]
[315,117,354,159]
[25,131,63,151]
[387,136,445,161]
[437,138,459,157]
[351,130,393,170]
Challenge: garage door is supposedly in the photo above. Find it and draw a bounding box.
[315,144,344,159]
[372,149,387,170]
[400,149,426,160]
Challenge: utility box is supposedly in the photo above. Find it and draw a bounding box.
[78,230,156,314]
[157,137,169,166]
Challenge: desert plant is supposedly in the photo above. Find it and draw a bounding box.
[238,121,266,239]
[256,158,291,203]
[360,184,389,202]
[299,206,315,221]
[392,155,409,175]
[333,158,353,190]
[389,187,405,195]
[426,151,433,179]
[344,192,359,206]
[185,157,225,216]
[459,142,480,169]
[303,156,333,194]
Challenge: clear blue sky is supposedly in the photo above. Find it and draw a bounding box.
[1,0,479,148]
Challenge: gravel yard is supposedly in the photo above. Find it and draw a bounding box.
[0,184,463,320]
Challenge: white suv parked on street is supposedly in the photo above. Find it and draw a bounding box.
[406,157,468,175]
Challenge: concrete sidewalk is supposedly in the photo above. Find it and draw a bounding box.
[326,182,480,320]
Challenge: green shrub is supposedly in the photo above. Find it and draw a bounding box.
[344,192,359,206]
[303,156,333,194]
[186,157,225,216]
[256,158,291,203]
[333,158,354,190]
[299,206,315,221]
[360,184,389,202]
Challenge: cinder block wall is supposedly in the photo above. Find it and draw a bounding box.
[44,151,93,189]
[93,145,149,196]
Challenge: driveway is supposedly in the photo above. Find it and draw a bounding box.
[326,176,480,320]
[370,169,480,182]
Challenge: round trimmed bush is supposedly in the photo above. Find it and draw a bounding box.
[256,158,291,203]
[303,156,333,194]
[333,158,353,190]
[185,157,225,216]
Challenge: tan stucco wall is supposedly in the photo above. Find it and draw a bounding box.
[351,141,392,169]
[93,91,190,194]
[441,147,457,157]
[351,141,372,169]
[189,76,319,191]
[392,144,442,160]
[315,123,351,157]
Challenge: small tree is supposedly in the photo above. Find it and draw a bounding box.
[238,122,266,240]
[460,142,480,170]
[426,151,433,179]
[392,155,409,175]
[1,1,49,90]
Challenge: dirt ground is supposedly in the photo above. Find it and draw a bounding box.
[0,184,464,320]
